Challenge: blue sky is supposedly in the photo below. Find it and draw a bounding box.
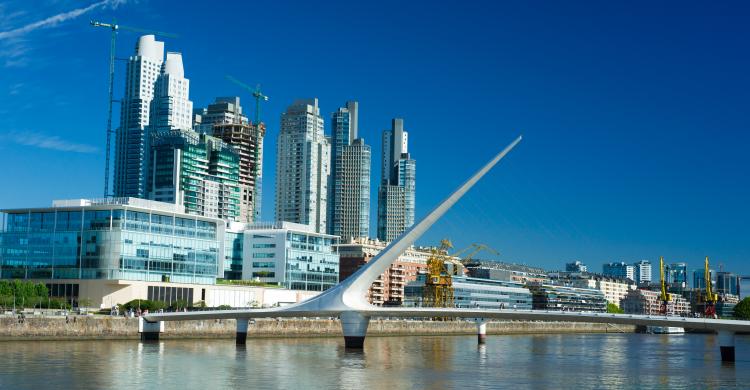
[1,1,748,275]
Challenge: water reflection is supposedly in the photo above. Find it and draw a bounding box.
[0,334,747,389]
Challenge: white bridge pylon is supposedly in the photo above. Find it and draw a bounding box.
[145,135,749,362]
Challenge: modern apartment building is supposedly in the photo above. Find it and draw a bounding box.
[570,276,636,308]
[241,222,339,292]
[336,237,435,305]
[148,52,193,133]
[602,261,635,281]
[328,101,371,240]
[634,260,652,283]
[148,130,241,221]
[377,118,416,242]
[195,97,265,223]
[620,289,690,316]
[276,99,330,233]
[114,35,165,198]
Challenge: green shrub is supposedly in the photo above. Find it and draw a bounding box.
[119,299,166,312]
[607,302,624,314]
[734,297,750,320]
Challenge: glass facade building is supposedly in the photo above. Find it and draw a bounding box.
[377,118,416,242]
[527,283,607,312]
[329,102,371,240]
[0,198,224,285]
[242,222,339,291]
[404,276,533,310]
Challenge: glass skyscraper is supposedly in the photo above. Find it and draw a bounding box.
[377,118,416,242]
[328,101,371,240]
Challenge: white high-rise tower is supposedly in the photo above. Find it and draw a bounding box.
[275,99,330,233]
[149,52,193,132]
[114,35,164,198]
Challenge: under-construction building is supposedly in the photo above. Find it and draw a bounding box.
[194,97,265,223]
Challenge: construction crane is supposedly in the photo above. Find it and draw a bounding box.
[90,20,178,198]
[704,256,718,318]
[659,256,671,315]
[225,75,268,221]
[423,239,455,308]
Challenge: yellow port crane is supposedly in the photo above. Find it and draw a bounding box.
[423,239,455,308]
[659,256,671,315]
[449,243,500,276]
[704,256,718,318]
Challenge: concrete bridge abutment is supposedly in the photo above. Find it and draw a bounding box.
[718,330,735,363]
[138,317,163,342]
[341,312,370,349]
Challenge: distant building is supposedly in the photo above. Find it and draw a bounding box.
[242,221,339,292]
[716,271,740,296]
[634,260,652,283]
[741,276,750,300]
[602,262,634,281]
[377,118,416,242]
[570,276,636,308]
[693,268,715,290]
[565,260,587,273]
[465,261,548,284]
[666,262,688,290]
[404,276,533,310]
[147,130,241,221]
[328,102,371,240]
[527,283,607,312]
[275,99,330,233]
[620,289,690,316]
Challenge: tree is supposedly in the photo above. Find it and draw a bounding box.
[607,302,624,314]
[734,297,750,320]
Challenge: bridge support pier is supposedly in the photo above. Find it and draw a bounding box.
[476,319,488,344]
[236,319,249,346]
[718,331,735,363]
[341,311,370,349]
[139,317,164,342]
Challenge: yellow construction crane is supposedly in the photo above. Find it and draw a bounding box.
[704,256,718,318]
[423,239,455,308]
[90,20,177,198]
[659,256,671,314]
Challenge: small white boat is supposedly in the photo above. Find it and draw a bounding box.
[648,326,685,334]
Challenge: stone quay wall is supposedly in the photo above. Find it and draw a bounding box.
[0,315,636,341]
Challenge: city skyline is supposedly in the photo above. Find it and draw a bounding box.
[1,1,749,273]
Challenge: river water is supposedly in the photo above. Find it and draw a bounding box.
[0,333,748,389]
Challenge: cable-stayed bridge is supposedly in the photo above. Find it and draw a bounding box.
[145,135,750,362]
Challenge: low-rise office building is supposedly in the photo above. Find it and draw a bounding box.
[242,222,339,292]
[527,283,607,312]
[404,276,532,310]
